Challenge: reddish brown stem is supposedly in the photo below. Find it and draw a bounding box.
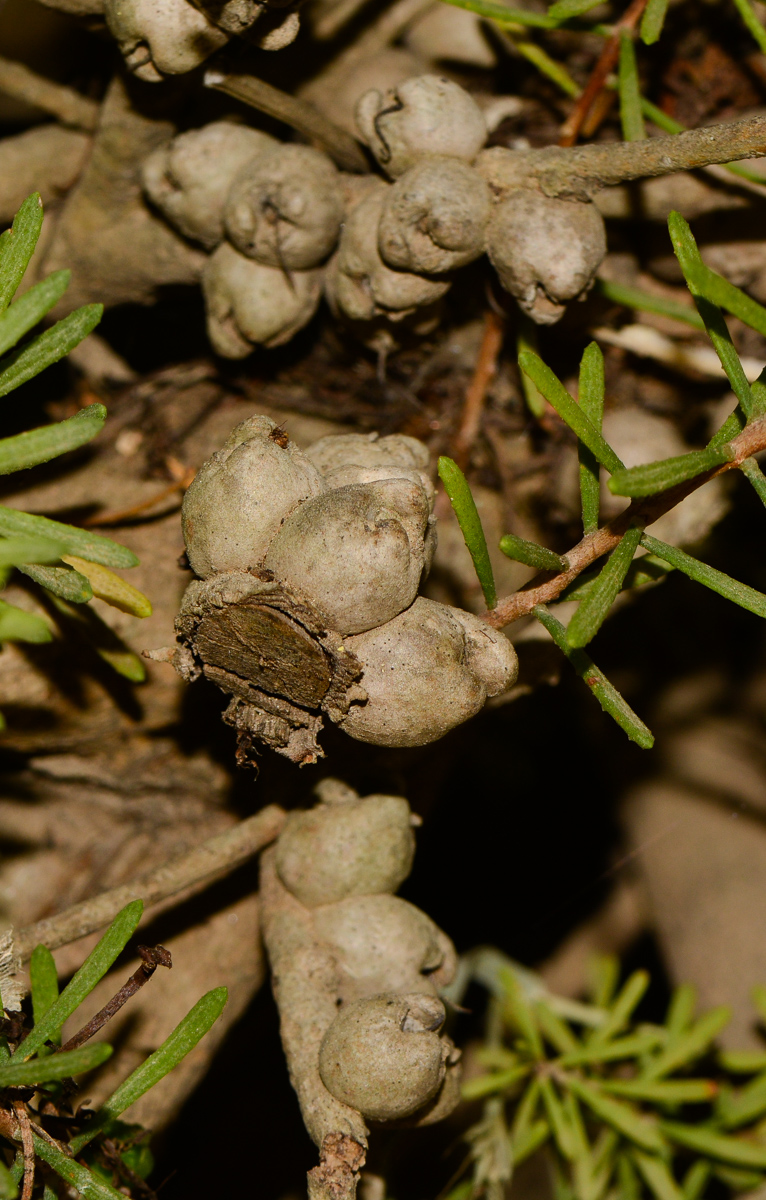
[58,945,172,1053]
[559,0,648,147]
[452,312,505,470]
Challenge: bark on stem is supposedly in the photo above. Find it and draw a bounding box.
[478,114,766,200]
[483,414,766,628]
[13,805,286,961]
[0,56,100,132]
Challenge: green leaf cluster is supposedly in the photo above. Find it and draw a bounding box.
[0,195,151,712]
[455,957,766,1200]
[0,902,227,1199]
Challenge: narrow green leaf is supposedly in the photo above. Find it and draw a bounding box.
[0,508,138,568]
[32,1133,126,1200]
[48,595,146,681]
[617,1154,641,1200]
[0,195,43,314]
[713,1162,765,1192]
[438,0,559,27]
[533,605,654,747]
[567,524,643,648]
[519,352,624,474]
[640,0,670,42]
[720,1049,766,1073]
[0,404,106,476]
[709,406,746,450]
[540,1077,580,1160]
[642,1006,731,1080]
[548,0,603,20]
[0,537,65,567]
[618,33,645,140]
[536,1001,580,1054]
[0,1042,112,1087]
[563,1076,666,1152]
[511,39,581,97]
[499,534,567,573]
[717,1071,766,1128]
[741,458,766,513]
[752,983,766,1024]
[512,1118,550,1166]
[732,0,766,55]
[560,1029,665,1066]
[631,1151,684,1200]
[609,446,732,498]
[500,970,544,1058]
[512,1075,542,1141]
[641,533,766,620]
[0,599,51,643]
[517,319,546,418]
[595,279,703,329]
[0,270,70,358]
[589,955,619,1009]
[578,342,605,534]
[462,1063,531,1100]
[666,984,696,1037]
[69,987,228,1153]
[600,1078,717,1103]
[661,1120,766,1168]
[681,1160,711,1200]
[16,900,143,1061]
[589,969,650,1046]
[667,212,755,416]
[0,304,103,400]
[560,555,673,603]
[30,944,60,1034]
[0,1157,17,1200]
[438,456,496,608]
[679,252,766,342]
[17,563,93,603]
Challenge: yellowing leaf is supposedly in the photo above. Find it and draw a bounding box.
[62,556,152,618]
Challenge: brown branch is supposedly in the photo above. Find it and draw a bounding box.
[0,56,99,132]
[204,70,369,173]
[452,311,505,470]
[11,1103,33,1200]
[59,945,172,1053]
[482,414,766,628]
[83,467,195,527]
[479,113,766,200]
[13,805,286,963]
[558,0,648,147]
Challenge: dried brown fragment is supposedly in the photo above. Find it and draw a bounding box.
[308,1133,367,1200]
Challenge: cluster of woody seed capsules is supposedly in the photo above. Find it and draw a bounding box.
[141,75,608,358]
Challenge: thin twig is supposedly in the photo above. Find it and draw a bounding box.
[13,805,286,963]
[0,56,99,132]
[558,0,648,147]
[453,311,505,470]
[204,70,369,173]
[482,413,766,628]
[11,1102,33,1200]
[59,945,172,1053]
[83,468,195,527]
[480,112,766,199]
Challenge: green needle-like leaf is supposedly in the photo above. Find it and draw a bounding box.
[517,319,547,418]
[631,1151,684,1200]
[0,303,103,400]
[567,525,643,648]
[563,1077,666,1152]
[499,534,567,573]
[666,983,696,1037]
[438,456,496,608]
[0,1042,112,1087]
[540,1077,580,1160]
[732,0,766,50]
[547,0,603,20]
[595,279,704,330]
[578,341,605,534]
[720,1049,766,1073]
[17,563,93,603]
[536,1001,580,1054]
[533,605,654,747]
[617,1154,642,1200]
[641,533,766,620]
[640,0,670,42]
[69,986,227,1153]
[717,1071,766,1128]
[438,0,559,27]
[32,1133,127,1200]
[589,955,619,1009]
[500,968,544,1059]
[0,270,70,358]
[752,984,766,1024]
[681,1160,712,1200]
[741,456,766,509]
[712,1163,764,1193]
[0,404,106,475]
[0,194,43,313]
[642,1005,731,1080]
[608,446,732,497]
[512,1119,550,1166]
[589,970,650,1046]
[599,1078,717,1103]
[30,944,60,1042]
[618,32,645,140]
[661,1120,766,1168]
[560,555,673,603]
[0,508,138,569]
[462,1064,532,1100]
[0,599,51,643]
[560,1030,665,1066]
[519,352,624,474]
[0,537,65,567]
[49,595,146,681]
[16,900,143,1061]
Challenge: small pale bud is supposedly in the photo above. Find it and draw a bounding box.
[202,241,322,358]
[225,145,344,270]
[355,75,487,179]
[142,122,276,248]
[378,157,490,274]
[104,0,228,80]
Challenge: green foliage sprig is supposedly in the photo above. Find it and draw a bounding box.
[0,902,226,1199]
[450,953,766,1200]
[441,214,766,749]
[0,195,152,709]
